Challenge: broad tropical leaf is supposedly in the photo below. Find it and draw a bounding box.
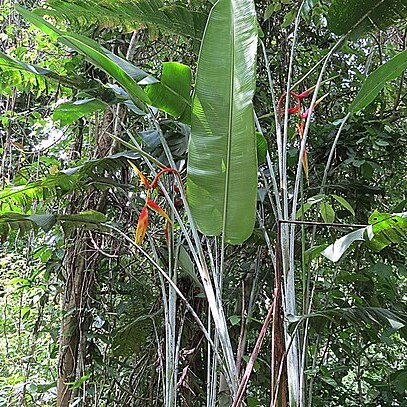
[16,5,150,109]
[0,50,52,76]
[256,132,267,164]
[37,0,207,40]
[59,210,108,233]
[0,50,106,95]
[145,62,192,122]
[0,151,140,208]
[187,0,258,244]
[367,210,407,252]
[0,213,57,238]
[322,227,366,262]
[53,98,107,126]
[328,0,407,37]
[0,210,107,238]
[351,49,407,112]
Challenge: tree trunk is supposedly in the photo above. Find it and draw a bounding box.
[57,109,113,407]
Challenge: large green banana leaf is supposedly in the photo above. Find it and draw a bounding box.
[187,0,258,245]
[351,49,407,112]
[16,5,150,110]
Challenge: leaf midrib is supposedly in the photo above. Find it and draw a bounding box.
[222,0,235,240]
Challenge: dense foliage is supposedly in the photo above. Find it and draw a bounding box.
[0,0,406,406]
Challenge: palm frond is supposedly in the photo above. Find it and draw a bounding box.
[35,0,207,39]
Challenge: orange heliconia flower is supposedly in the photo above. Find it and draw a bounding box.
[135,205,149,245]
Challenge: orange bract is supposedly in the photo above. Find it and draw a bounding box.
[147,198,173,224]
[128,160,151,189]
[135,206,149,245]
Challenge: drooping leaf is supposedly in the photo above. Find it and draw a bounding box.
[53,98,107,126]
[350,49,407,112]
[0,210,107,238]
[37,0,207,40]
[288,307,407,333]
[111,317,151,357]
[16,5,150,109]
[322,227,366,262]
[64,150,140,176]
[0,50,105,95]
[328,0,407,37]
[187,0,258,244]
[304,244,329,263]
[0,50,52,76]
[177,246,203,290]
[0,213,57,238]
[59,210,108,233]
[0,173,76,204]
[332,194,355,216]
[322,210,407,262]
[145,62,192,122]
[295,194,325,219]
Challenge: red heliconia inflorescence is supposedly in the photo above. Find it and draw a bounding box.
[129,161,178,245]
[278,86,327,180]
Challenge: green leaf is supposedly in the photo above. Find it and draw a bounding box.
[145,62,192,121]
[187,0,258,244]
[53,98,107,126]
[0,213,57,238]
[295,194,325,219]
[322,210,407,261]
[16,5,150,109]
[328,0,407,37]
[37,0,207,40]
[229,315,241,326]
[281,9,296,28]
[0,50,51,76]
[177,246,203,290]
[112,317,151,357]
[304,244,328,263]
[332,194,355,216]
[256,132,267,164]
[351,49,407,112]
[59,210,107,234]
[371,262,393,279]
[264,4,276,21]
[289,307,407,333]
[367,210,407,252]
[320,201,335,223]
[0,50,101,93]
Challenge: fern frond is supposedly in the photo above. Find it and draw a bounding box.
[36,0,207,39]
